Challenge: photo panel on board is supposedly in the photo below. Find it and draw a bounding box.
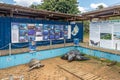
[60,25,64,38]
[50,25,54,30]
[64,25,68,39]
[19,24,28,30]
[35,24,42,32]
[11,22,71,43]
[19,23,28,42]
[49,29,55,39]
[19,30,27,36]
[55,34,60,40]
[43,24,50,40]
[28,35,35,42]
[43,29,49,35]
[19,36,28,42]
[113,32,120,40]
[43,24,50,30]
[27,24,36,36]
[54,25,60,40]
[11,23,20,43]
[35,24,43,41]
[43,35,49,40]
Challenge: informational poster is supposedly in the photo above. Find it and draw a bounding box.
[64,25,68,39]
[29,41,36,52]
[11,23,71,43]
[35,24,43,41]
[11,23,19,43]
[19,23,28,42]
[49,25,55,40]
[71,24,79,36]
[89,22,100,47]
[43,24,49,40]
[100,40,113,49]
[90,20,120,50]
[68,25,71,39]
[100,22,113,49]
[27,24,36,42]
[59,25,64,39]
[113,22,120,50]
[54,25,60,40]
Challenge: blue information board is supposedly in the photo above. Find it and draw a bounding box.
[74,38,79,46]
[29,41,36,52]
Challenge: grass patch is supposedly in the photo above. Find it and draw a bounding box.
[59,52,120,67]
[84,33,89,38]
[84,54,99,60]
[116,63,120,67]
[83,33,89,42]
[83,53,120,67]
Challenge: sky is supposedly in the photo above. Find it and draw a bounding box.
[0,0,120,13]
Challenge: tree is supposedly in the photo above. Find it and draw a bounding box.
[30,4,38,9]
[30,0,80,14]
[109,16,120,20]
[96,5,104,9]
[83,20,89,34]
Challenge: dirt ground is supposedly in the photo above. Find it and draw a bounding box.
[0,57,120,80]
[0,57,80,80]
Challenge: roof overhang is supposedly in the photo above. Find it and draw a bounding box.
[82,5,120,20]
[0,3,120,21]
[0,3,84,21]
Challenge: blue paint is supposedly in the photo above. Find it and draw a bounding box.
[0,17,83,50]
[0,46,120,69]
[74,38,79,46]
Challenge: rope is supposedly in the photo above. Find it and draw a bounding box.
[42,42,50,45]
[36,43,42,45]
[12,43,28,48]
[0,44,9,49]
[53,41,63,44]
[34,40,64,45]
[36,42,50,47]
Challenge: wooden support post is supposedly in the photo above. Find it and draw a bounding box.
[10,10,13,17]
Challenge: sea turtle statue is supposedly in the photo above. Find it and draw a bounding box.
[61,50,89,62]
[28,58,44,71]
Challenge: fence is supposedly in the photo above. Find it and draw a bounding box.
[0,39,77,56]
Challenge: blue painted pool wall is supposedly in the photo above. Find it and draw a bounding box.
[0,17,83,49]
[0,46,75,69]
[0,46,120,69]
[77,46,120,62]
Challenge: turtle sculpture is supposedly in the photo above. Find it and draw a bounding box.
[61,50,89,62]
[28,58,44,71]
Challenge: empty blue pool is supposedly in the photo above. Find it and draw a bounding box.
[0,46,120,69]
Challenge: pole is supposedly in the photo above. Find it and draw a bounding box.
[64,39,66,47]
[50,40,52,49]
[115,43,117,50]
[9,43,11,56]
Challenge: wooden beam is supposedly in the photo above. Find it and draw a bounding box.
[10,9,13,17]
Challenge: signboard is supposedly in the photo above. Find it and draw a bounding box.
[11,23,19,43]
[29,41,36,52]
[89,22,100,47]
[89,20,120,50]
[11,23,71,43]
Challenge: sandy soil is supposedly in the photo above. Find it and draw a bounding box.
[0,57,120,80]
[0,58,81,80]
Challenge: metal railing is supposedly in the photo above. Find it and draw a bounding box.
[0,39,69,56]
